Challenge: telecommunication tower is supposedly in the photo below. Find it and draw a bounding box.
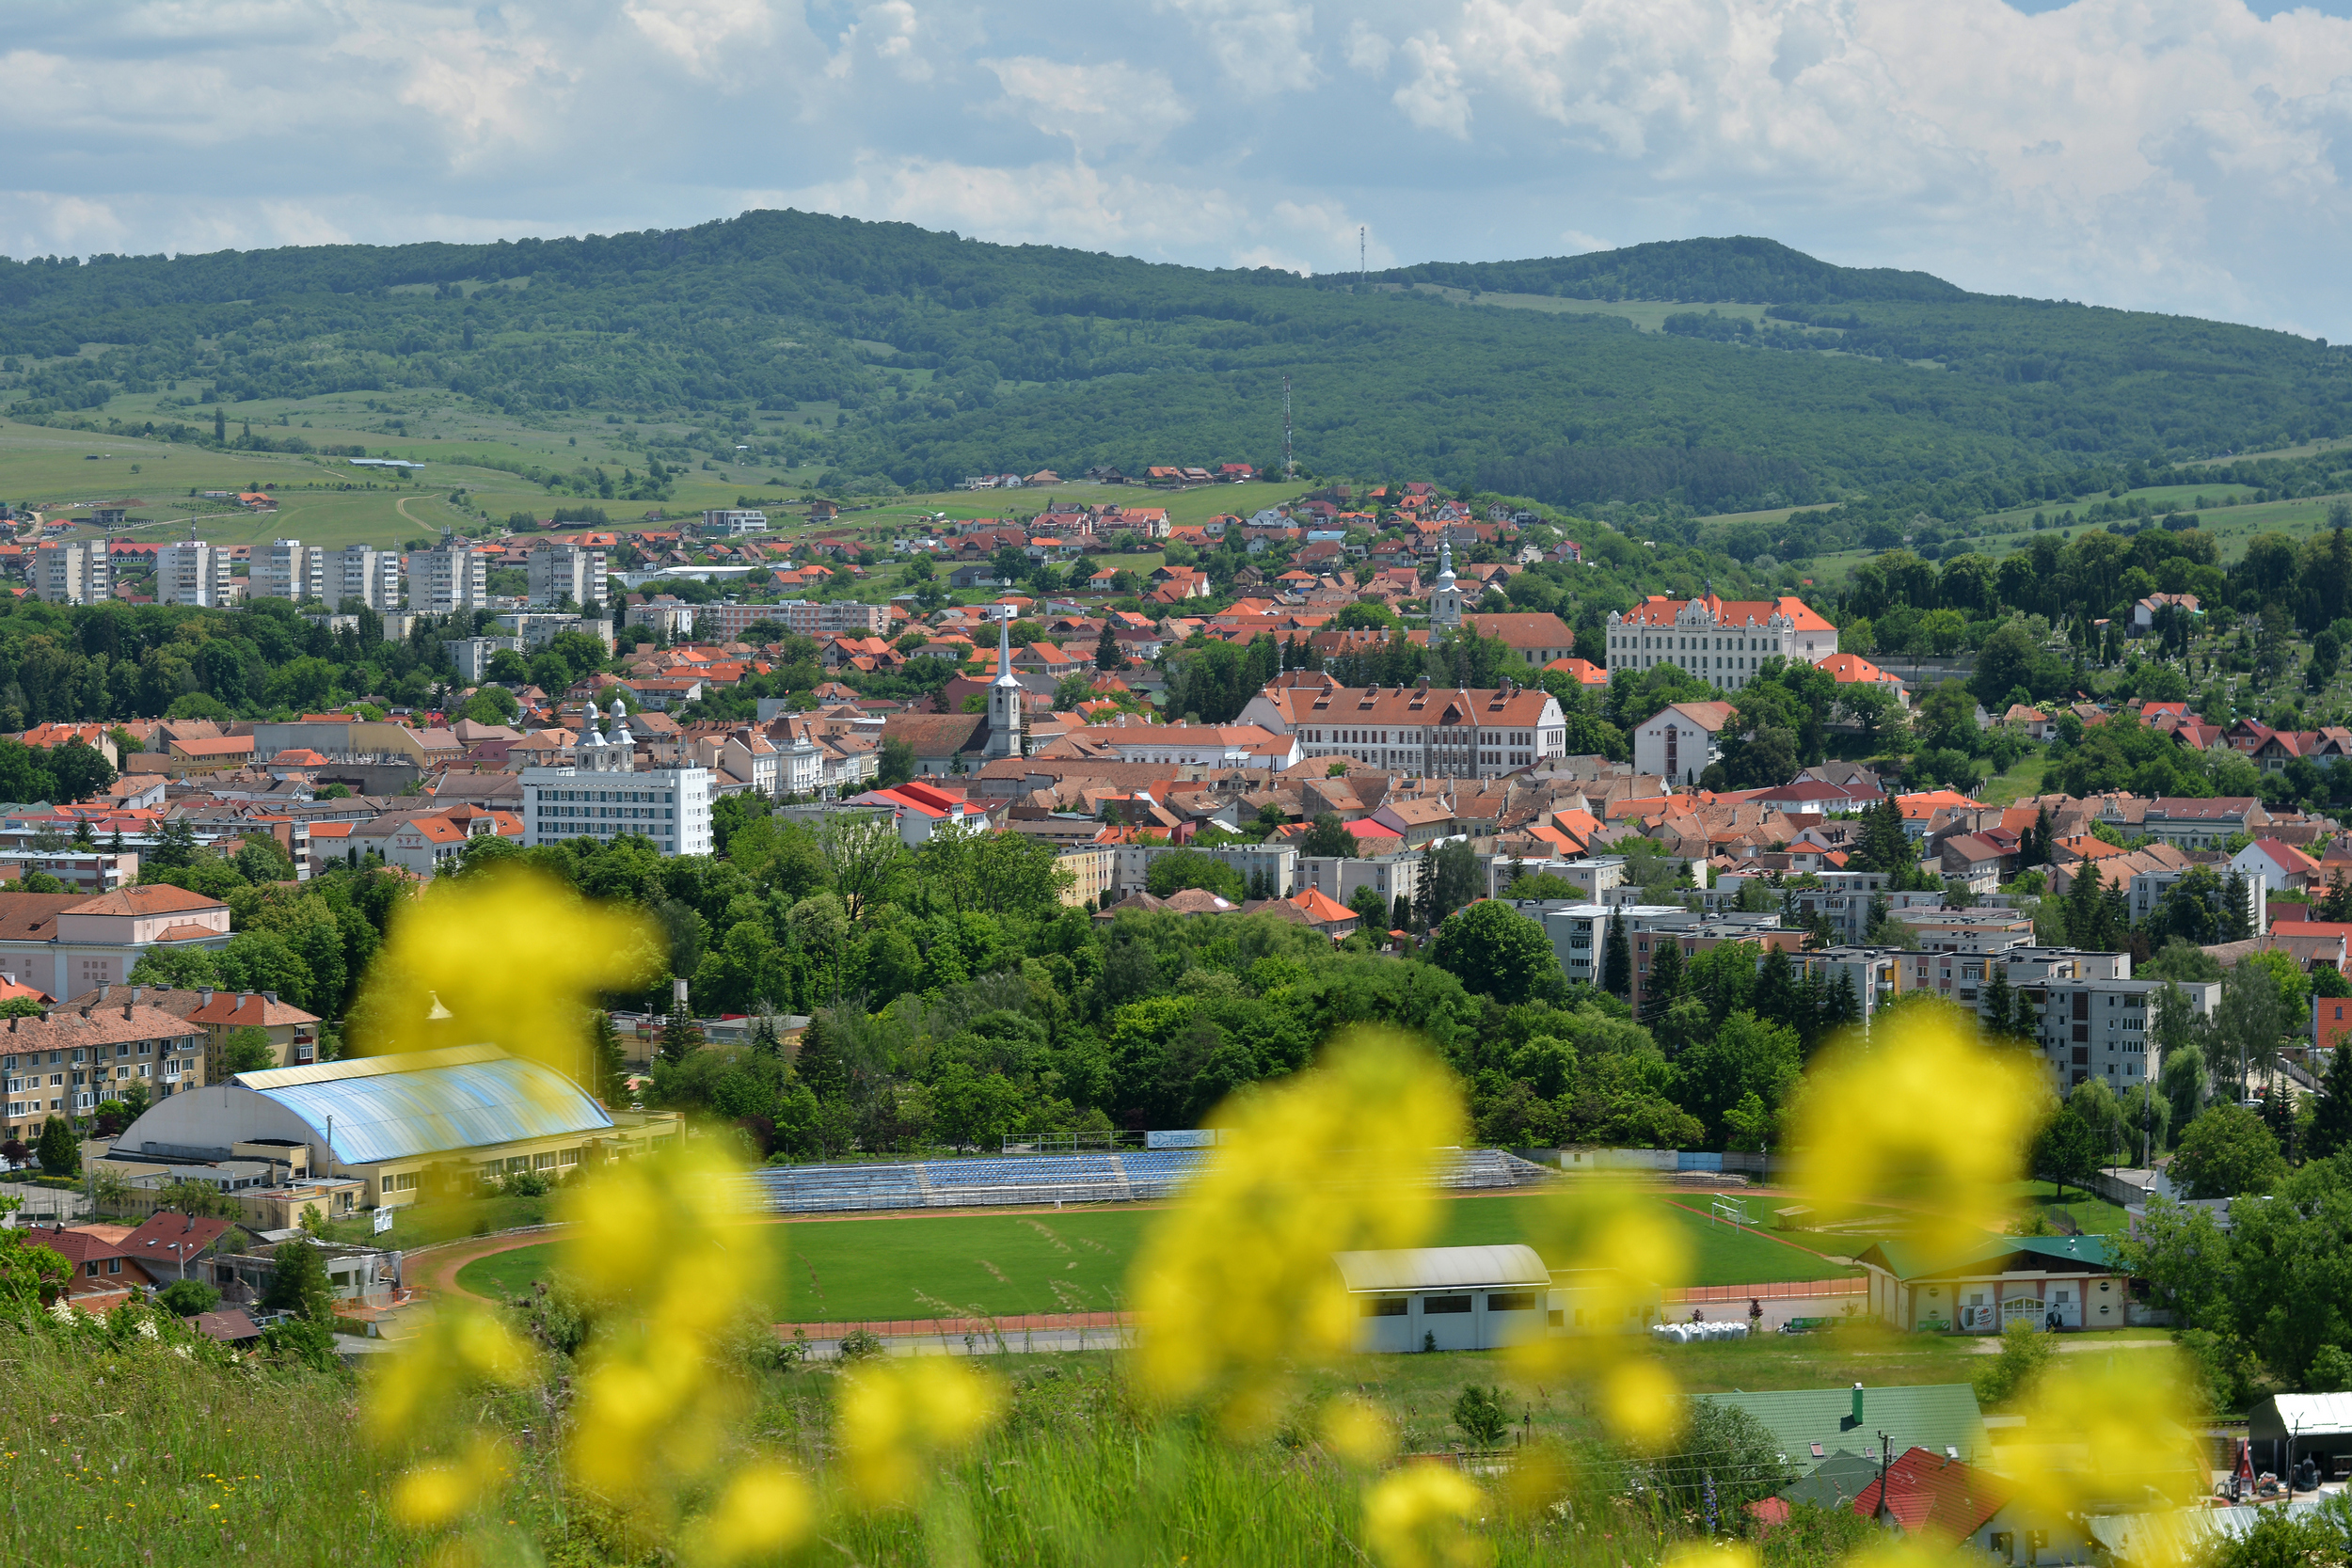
[1359,226,1367,287]
[1282,374,1295,480]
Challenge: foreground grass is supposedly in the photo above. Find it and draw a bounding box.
[456,1194,1859,1320]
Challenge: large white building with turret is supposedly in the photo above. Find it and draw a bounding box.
[985,605,1025,760]
[519,695,713,855]
[1602,592,1838,691]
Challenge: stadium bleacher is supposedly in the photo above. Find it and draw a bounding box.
[738,1145,1554,1217]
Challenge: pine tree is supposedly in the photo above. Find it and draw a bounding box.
[1095,622,1121,672]
[2064,863,2103,948]
[1643,940,1686,1024]
[2221,870,2254,942]
[2311,1040,2352,1159]
[658,995,705,1065]
[2013,986,2042,1043]
[1828,970,1862,1030]
[1756,943,1797,1031]
[1983,965,2014,1040]
[2029,806,2053,867]
[1601,909,1631,998]
[1794,964,1830,1054]
[35,1116,77,1178]
[590,1010,628,1104]
[1391,894,1412,932]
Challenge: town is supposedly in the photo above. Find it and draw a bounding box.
[1,459,2348,1565]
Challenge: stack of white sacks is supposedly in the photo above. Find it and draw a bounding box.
[1650,1321,1750,1342]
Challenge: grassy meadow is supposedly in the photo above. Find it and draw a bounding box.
[454,1193,1860,1323]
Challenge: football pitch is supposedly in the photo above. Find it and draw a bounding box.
[453,1191,1856,1323]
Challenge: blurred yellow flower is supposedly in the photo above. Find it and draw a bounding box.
[563,1147,771,1525]
[1663,1544,1759,1568]
[692,1462,816,1565]
[390,1438,507,1528]
[1362,1463,1490,1568]
[348,867,660,1078]
[368,1306,535,1437]
[1784,1007,2043,1255]
[2006,1354,2208,1533]
[1598,1359,1685,1449]
[1128,1030,1465,1426]
[835,1357,1005,1510]
[1322,1393,1398,1467]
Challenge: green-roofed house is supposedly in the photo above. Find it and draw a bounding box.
[1702,1383,1991,1481]
[1855,1234,2133,1335]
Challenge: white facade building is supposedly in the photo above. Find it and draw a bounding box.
[527,543,609,610]
[154,541,230,607]
[1604,592,1839,691]
[252,539,327,603]
[1237,678,1567,780]
[33,541,109,606]
[413,541,487,615]
[520,696,712,856]
[1632,701,1736,785]
[332,546,404,611]
[700,509,770,536]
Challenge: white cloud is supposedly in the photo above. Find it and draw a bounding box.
[826,0,934,83]
[624,0,776,81]
[1344,22,1393,73]
[982,56,1194,156]
[1159,0,1323,93]
[1393,35,1471,137]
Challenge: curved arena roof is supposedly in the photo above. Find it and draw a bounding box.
[234,1044,612,1164]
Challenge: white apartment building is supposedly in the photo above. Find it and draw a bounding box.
[772,600,890,638]
[34,541,109,606]
[1604,592,1839,689]
[527,543,608,610]
[520,697,712,856]
[413,541,487,615]
[252,539,326,603]
[700,509,769,536]
[154,542,230,607]
[2014,961,2217,1094]
[444,637,522,684]
[332,546,404,611]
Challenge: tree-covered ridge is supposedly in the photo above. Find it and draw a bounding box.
[1357,235,1968,305]
[3,211,2344,505]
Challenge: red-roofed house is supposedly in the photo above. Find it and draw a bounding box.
[1544,657,1611,689]
[2233,837,2323,894]
[1850,1449,2028,1554]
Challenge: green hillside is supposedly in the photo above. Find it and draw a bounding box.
[1,213,2344,509]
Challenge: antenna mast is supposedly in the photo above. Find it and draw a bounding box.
[1282,374,1295,481]
[1359,226,1366,287]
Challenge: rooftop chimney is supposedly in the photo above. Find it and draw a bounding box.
[1851,1383,1865,1424]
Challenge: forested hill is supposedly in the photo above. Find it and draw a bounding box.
[1359,236,1968,305]
[1,211,2343,508]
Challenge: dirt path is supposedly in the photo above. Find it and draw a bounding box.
[414,1227,579,1300]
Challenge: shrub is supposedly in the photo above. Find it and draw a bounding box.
[1451,1384,1510,1449]
[837,1327,887,1362]
[157,1278,221,1318]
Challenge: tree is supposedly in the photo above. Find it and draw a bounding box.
[1299,812,1355,859]
[2310,1039,2352,1160]
[2217,958,2287,1106]
[2032,1100,2101,1200]
[1601,909,1631,997]
[1346,885,1389,928]
[157,1278,221,1317]
[221,1026,278,1077]
[35,1117,77,1178]
[2171,1104,2288,1198]
[1094,622,1122,671]
[1416,841,1481,927]
[590,1009,629,1106]
[659,997,705,1065]
[1145,850,1247,902]
[1429,902,1557,1006]
[1451,1384,1511,1449]
[818,810,904,927]
[262,1237,335,1321]
[876,736,916,788]
[1647,1399,1789,1518]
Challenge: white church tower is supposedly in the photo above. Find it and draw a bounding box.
[1429,540,1465,630]
[985,606,1025,759]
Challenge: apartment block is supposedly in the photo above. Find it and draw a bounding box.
[771,600,890,638]
[331,546,403,611]
[526,543,608,610]
[700,509,769,536]
[154,542,230,607]
[413,542,486,615]
[34,541,109,606]
[251,539,326,603]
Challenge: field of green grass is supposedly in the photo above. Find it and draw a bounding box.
[456,1193,1858,1323]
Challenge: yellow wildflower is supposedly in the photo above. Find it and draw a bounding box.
[1362,1463,1489,1568]
[835,1357,1005,1509]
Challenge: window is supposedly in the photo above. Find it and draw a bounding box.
[1487,1291,1539,1312]
[1361,1297,1407,1318]
[1422,1294,1472,1314]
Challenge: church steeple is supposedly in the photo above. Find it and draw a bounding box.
[1430,540,1464,630]
[985,606,1025,759]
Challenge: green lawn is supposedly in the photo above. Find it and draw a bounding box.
[1977,750,2051,805]
[456,1193,1858,1323]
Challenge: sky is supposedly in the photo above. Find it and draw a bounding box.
[5,0,2351,338]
